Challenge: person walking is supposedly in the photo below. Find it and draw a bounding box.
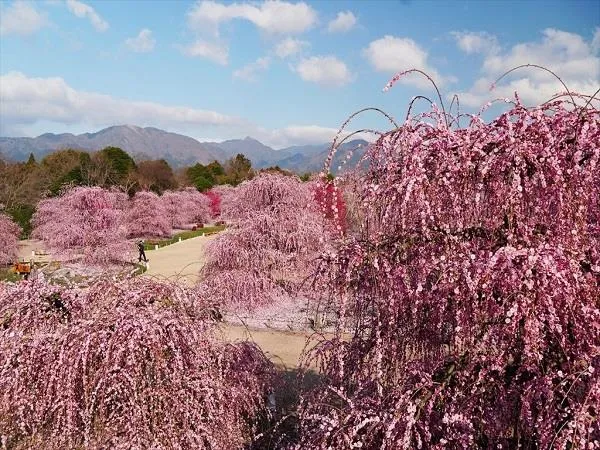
[137,240,148,263]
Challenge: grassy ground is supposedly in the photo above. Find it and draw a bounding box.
[0,267,22,282]
[144,225,225,251]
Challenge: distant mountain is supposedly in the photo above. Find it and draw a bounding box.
[276,140,369,174]
[212,137,277,166]
[0,125,369,173]
[0,125,218,167]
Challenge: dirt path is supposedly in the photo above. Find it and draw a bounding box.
[17,239,51,263]
[142,234,216,285]
[219,324,323,369]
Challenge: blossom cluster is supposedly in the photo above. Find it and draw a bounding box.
[296,92,600,448]
[0,276,275,449]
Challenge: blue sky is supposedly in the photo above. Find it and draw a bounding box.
[1,0,598,148]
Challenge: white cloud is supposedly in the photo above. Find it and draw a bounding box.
[233,57,270,81]
[362,35,448,89]
[593,27,600,54]
[253,125,375,148]
[295,56,353,87]
[451,31,499,54]
[0,1,49,36]
[454,28,600,107]
[327,11,356,33]
[66,0,108,32]
[187,0,317,35]
[182,40,229,65]
[0,72,374,149]
[275,37,309,58]
[125,29,156,53]
[0,72,240,134]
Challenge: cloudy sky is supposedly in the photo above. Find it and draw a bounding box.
[0,0,598,148]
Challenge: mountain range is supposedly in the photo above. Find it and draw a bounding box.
[0,125,369,174]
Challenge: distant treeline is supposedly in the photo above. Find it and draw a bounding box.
[0,146,307,237]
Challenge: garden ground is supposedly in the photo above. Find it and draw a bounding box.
[16,235,313,370]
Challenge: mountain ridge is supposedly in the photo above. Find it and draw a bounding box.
[0,125,368,173]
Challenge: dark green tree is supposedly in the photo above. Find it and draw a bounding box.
[97,146,137,186]
[224,154,253,186]
[26,153,36,167]
[186,160,226,191]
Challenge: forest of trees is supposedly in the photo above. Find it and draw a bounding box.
[0,147,293,237]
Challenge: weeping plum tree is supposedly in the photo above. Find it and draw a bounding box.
[31,186,130,264]
[161,188,211,229]
[0,212,21,265]
[185,187,212,223]
[125,190,171,238]
[200,173,330,309]
[219,173,309,221]
[0,277,275,449]
[295,79,600,448]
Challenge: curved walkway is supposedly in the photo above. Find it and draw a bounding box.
[142,234,216,285]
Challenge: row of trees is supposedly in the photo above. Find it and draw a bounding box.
[29,186,213,265]
[187,154,254,191]
[1,171,326,267]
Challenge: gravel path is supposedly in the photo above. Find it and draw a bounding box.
[142,234,216,285]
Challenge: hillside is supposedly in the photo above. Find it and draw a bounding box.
[0,125,368,173]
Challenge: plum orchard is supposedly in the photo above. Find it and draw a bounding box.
[296,92,600,448]
[0,277,275,449]
[30,187,214,264]
[0,213,21,265]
